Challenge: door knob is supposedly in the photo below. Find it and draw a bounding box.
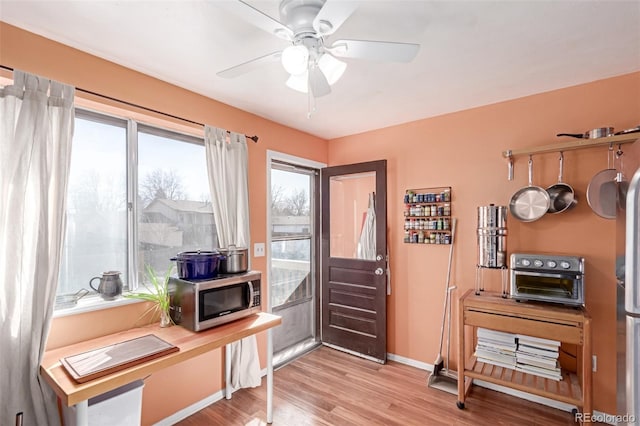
[375,268,384,276]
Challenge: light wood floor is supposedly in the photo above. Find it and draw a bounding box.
[176,346,581,425]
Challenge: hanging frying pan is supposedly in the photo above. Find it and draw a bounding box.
[557,127,614,139]
[586,146,618,219]
[546,152,577,214]
[509,156,550,222]
[614,125,640,136]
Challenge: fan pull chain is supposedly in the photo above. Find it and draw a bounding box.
[307,82,316,119]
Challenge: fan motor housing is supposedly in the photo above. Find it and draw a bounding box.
[279,0,326,37]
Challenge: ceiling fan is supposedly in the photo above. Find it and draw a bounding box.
[217,0,420,98]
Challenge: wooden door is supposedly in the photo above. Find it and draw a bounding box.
[321,160,387,362]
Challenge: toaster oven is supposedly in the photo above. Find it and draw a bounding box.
[510,253,585,307]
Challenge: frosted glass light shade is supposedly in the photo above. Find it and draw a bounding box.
[281,45,309,75]
[318,54,347,85]
[286,72,309,93]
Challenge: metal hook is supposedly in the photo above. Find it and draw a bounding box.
[506,150,514,181]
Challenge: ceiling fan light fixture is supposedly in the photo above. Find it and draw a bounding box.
[281,45,309,75]
[318,53,347,85]
[286,71,309,93]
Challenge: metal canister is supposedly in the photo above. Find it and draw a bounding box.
[477,205,508,268]
[478,204,508,229]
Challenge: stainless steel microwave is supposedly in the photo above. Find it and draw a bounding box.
[169,271,261,332]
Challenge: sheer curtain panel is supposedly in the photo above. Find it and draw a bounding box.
[0,71,75,425]
[205,126,260,390]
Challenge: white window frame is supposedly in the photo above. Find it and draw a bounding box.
[55,108,208,317]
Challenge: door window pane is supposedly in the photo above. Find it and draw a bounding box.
[137,128,216,282]
[270,167,312,308]
[329,172,376,259]
[59,114,127,295]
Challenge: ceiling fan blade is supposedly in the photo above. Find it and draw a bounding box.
[312,0,358,36]
[217,51,282,78]
[329,39,420,62]
[309,66,331,98]
[218,0,293,40]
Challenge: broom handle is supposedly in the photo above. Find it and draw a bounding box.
[444,218,457,371]
[436,218,457,357]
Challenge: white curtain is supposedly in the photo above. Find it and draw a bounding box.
[357,192,376,260]
[0,71,75,425]
[205,127,250,248]
[204,126,260,390]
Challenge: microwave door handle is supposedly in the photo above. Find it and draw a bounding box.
[247,281,254,308]
[514,270,581,280]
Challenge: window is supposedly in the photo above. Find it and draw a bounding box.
[137,125,216,280]
[59,112,128,296]
[270,165,314,308]
[58,110,216,303]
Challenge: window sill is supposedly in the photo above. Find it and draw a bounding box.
[53,294,145,318]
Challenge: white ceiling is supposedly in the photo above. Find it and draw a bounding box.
[1,1,639,140]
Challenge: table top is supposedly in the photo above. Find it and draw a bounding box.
[40,312,282,406]
[461,289,589,323]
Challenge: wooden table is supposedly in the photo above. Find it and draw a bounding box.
[457,290,591,419]
[40,312,282,425]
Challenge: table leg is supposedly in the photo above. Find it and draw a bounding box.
[225,345,232,400]
[457,300,466,408]
[267,328,274,424]
[74,400,88,426]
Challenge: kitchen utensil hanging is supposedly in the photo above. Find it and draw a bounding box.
[509,155,550,222]
[586,145,618,219]
[557,127,615,139]
[546,152,577,214]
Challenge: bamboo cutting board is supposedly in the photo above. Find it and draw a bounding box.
[60,334,179,383]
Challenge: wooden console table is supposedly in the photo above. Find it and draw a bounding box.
[457,290,592,418]
[40,312,282,425]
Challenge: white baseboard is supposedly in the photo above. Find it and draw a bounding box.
[387,352,616,425]
[387,352,435,371]
[153,390,225,426]
[154,368,268,426]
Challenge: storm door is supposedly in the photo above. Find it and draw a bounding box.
[321,160,387,362]
[269,159,320,366]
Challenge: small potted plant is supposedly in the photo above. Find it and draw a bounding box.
[126,264,173,327]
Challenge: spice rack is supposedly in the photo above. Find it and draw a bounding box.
[403,186,452,244]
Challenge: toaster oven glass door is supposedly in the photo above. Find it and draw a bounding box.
[512,271,578,299]
[199,282,250,322]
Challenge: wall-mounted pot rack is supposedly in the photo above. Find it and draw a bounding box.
[502,133,638,180]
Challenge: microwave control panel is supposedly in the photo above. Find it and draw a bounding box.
[251,283,261,307]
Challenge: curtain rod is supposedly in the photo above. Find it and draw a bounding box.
[0,64,259,143]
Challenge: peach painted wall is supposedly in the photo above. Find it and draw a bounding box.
[327,71,640,414]
[0,22,328,425]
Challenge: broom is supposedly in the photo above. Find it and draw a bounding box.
[428,218,458,393]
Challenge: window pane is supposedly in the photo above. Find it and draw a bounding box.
[271,239,311,307]
[270,167,313,309]
[137,130,216,282]
[271,169,311,237]
[59,115,127,296]
[329,172,376,259]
